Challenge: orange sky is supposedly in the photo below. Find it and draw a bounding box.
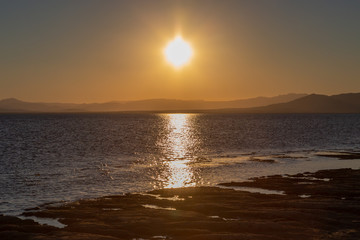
[1,1,360,103]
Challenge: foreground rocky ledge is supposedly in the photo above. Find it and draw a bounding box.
[1,168,360,240]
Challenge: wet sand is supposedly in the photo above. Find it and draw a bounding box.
[1,168,359,240]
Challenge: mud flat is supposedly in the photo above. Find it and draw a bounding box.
[1,168,360,240]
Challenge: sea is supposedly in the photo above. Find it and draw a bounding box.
[1,113,360,216]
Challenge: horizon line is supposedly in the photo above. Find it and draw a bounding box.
[0,93,312,104]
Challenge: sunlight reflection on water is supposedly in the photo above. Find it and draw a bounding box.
[160,114,197,188]
[1,113,360,215]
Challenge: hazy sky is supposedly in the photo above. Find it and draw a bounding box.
[1,0,359,103]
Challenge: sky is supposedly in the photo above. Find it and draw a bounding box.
[1,0,360,103]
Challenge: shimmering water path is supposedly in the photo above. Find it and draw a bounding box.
[1,113,360,215]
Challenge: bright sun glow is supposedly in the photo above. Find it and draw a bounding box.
[164,36,193,68]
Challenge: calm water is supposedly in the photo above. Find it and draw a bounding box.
[1,113,360,215]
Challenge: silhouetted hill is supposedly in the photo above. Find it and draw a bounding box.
[0,94,306,113]
[214,93,360,113]
[0,98,75,112]
[331,93,360,106]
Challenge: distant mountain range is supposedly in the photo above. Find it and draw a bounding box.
[211,93,360,113]
[0,94,305,113]
[1,93,360,113]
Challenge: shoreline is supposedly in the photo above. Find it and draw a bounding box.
[2,149,359,218]
[1,168,359,240]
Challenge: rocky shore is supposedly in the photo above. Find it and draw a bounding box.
[1,168,359,240]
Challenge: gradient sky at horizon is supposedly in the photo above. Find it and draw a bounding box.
[1,0,359,103]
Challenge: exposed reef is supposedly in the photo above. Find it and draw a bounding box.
[1,169,359,240]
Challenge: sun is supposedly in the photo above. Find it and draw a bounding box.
[164,36,193,68]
